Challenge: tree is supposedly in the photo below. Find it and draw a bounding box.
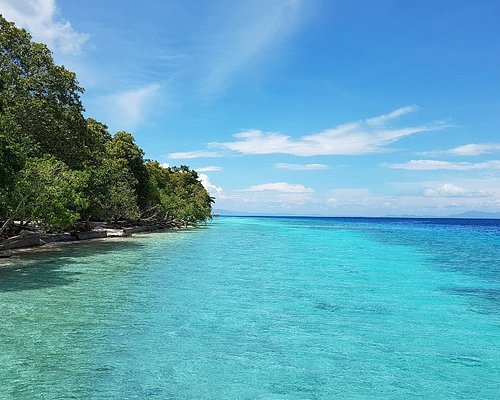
[145,162,213,223]
[0,113,32,192]
[166,167,213,223]
[0,15,213,234]
[82,158,139,224]
[0,156,87,234]
[105,131,151,210]
[84,118,112,167]
[0,15,90,168]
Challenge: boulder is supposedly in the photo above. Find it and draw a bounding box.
[0,234,42,251]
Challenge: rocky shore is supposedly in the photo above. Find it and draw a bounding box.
[0,220,192,258]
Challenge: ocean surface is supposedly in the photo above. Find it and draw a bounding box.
[0,216,499,399]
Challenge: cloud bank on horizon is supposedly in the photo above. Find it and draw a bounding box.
[4,0,500,216]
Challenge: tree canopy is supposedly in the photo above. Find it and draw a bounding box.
[0,15,213,236]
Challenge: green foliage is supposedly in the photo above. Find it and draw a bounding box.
[146,162,213,223]
[0,15,89,168]
[4,156,86,230]
[84,118,112,166]
[105,131,151,209]
[0,15,213,233]
[0,113,31,191]
[79,119,142,223]
[83,159,139,223]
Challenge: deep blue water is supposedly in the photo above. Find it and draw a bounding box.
[0,217,499,399]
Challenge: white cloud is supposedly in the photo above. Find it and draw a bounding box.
[196,166,223,172]
[424,183,466,197]
[98,83,161,131]
[326,188,373,208]
[168,150,223,160]
[423,183,490,198]
[215,178,500,216]
[160,163,170,169]
[202,1,305,92]
[198,173,223,196]
[241,182,314,193]
[420,143,500,157]
[365,105,418,125]
[275,163,329,170]
[0,0,88,54]
[218,190,314,209]
[386,159,500,170]
[115,84,161,127]
[211,107,447,156]
[322,184,500,216]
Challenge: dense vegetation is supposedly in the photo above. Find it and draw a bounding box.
[0,16,212,236]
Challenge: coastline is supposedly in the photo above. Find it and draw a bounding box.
[0,222,197,259]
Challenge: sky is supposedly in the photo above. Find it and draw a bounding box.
[2,0,500,216]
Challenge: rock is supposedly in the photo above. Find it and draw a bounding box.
[0,250,14,258]
[0,234,42,251]
[123,225,161,234]
[75,230,107,240]
[40,233,78,243]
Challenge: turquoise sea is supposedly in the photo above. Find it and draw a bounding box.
[0,216,499,399]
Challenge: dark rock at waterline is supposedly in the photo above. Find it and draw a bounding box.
[75,230,107,240]
[0,234,42,251]
[40,233,78,243]
[0,250,14,258]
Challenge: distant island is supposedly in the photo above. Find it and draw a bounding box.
[0,16,213,247]
[445,210,500,219]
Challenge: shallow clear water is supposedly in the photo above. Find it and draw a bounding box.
[1,217,499,399]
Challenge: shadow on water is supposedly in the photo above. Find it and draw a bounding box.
[440,286,500,314]
[0,240,144,293]
[337,219,500,314]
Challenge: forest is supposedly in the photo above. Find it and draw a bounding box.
[0,15,213,237]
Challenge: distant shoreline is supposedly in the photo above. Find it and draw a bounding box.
[215,214,500,220]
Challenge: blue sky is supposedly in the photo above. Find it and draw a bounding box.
[2,0,500,216]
